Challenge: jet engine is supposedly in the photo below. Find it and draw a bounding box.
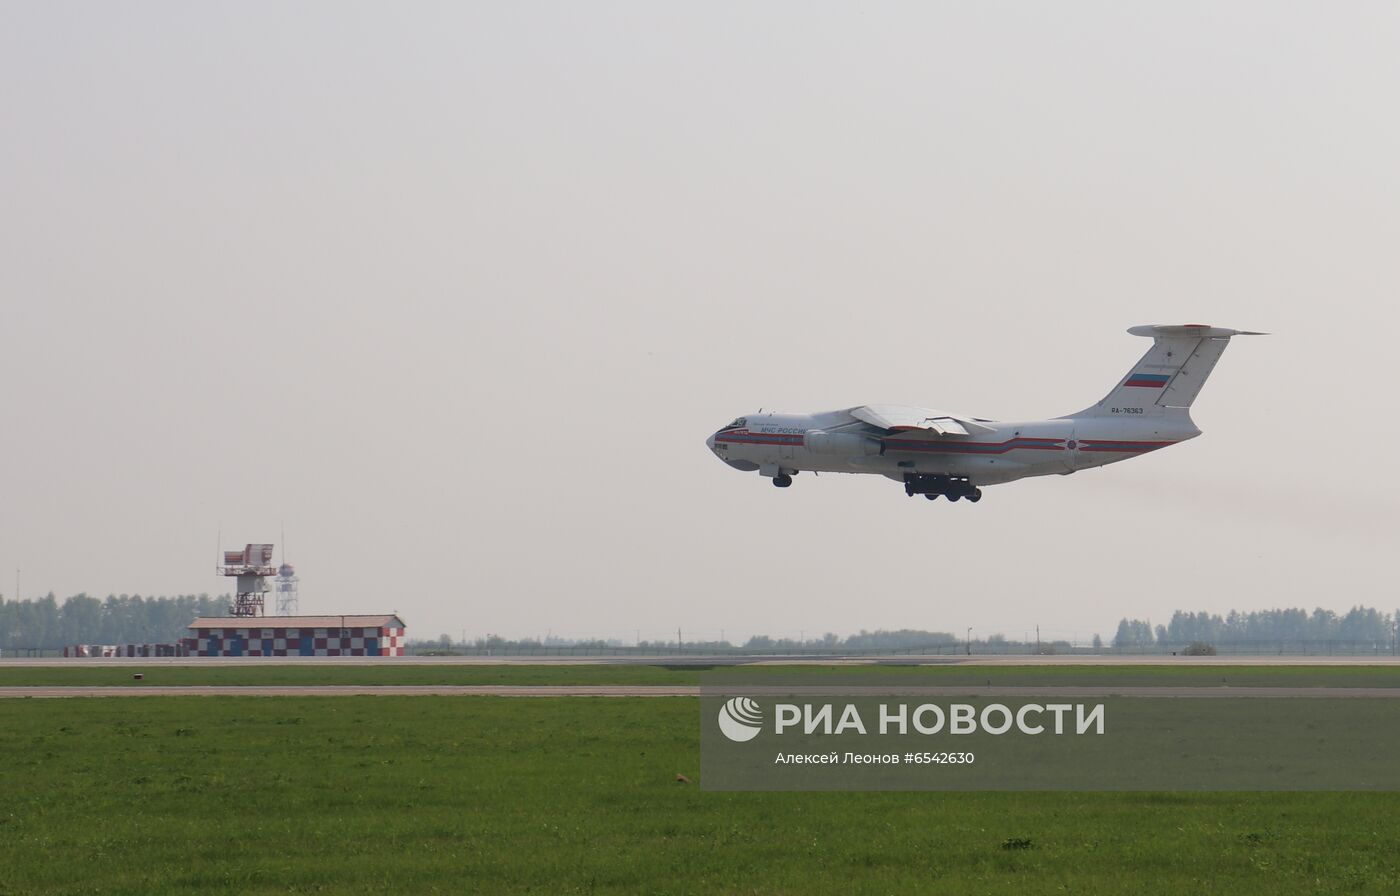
[804,430,882,456]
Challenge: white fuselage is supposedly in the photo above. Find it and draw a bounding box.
[706,408,1201,487]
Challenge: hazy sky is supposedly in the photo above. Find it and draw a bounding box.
[3,2,1398,644]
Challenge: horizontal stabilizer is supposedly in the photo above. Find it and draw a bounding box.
[1127,324,1267,339]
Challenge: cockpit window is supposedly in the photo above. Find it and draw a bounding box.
[728,417,747,428]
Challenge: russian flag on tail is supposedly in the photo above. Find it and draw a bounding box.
[1123,372,1170,388]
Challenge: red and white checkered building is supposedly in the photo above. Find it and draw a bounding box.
[185,615,406,657]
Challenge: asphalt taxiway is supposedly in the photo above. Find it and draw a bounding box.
[5,654,1400,667]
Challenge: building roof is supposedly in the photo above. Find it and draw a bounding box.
[189,615,405,630]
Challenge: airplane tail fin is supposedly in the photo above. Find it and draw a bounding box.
[1074,325,1265,418]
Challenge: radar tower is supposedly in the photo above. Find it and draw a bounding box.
[219,544,275,617]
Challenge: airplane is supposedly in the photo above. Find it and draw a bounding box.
[705,324,1262,502]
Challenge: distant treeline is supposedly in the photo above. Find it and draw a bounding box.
[1114,606,1396,648]
[427,629,974,651]
[0,593,228,648]
[745,629,962,650]
[12,593,1393,653]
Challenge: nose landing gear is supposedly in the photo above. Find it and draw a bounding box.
[772,474,793,488]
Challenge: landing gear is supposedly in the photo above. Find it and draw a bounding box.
[773,474,793,488]
[903,474,982,504]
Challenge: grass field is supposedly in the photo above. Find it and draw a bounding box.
[8,662,1400,688]
[2,688,1400,894]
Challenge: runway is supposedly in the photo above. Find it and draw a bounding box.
[7,685,1400,699]
[0,685,697,698]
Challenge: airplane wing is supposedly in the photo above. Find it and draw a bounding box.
[850,404,996,438]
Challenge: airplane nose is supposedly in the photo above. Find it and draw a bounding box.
[705,433,716,452]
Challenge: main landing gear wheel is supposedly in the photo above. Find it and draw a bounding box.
[903,474,982,503]
[773,474,793,488]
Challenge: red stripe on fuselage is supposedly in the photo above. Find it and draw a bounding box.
[714,431,804,446]
[717,431,1177,455]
